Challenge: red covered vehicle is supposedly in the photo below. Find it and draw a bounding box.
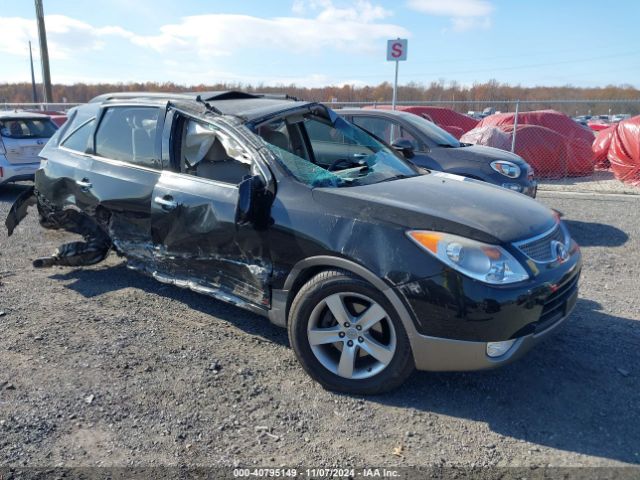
[364,105,478,139]
[462,124,593,178]
[591,116,640,185]
[587,120,611,132]
[462,110,596,177]
[592,126,615,169]
[26,110,68,127]
[477,110,594,145]
[604,116,640,186]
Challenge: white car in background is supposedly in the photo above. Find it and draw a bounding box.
[611,113,631,123]
[0,111,58,186]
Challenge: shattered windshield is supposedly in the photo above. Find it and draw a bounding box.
[256,109,419,188]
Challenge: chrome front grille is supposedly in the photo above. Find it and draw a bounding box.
[514,225,565,263]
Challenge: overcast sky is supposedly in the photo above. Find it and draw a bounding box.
[2,0,639,87]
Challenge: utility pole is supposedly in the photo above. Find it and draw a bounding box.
[34,0,53,104]
[29,41,38,103]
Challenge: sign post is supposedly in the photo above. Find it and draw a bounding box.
[386,38,407,110]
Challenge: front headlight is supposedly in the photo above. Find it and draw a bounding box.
[491,160,521,178]
[407,230,529,284]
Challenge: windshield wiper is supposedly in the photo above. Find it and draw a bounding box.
[377,174,412,183]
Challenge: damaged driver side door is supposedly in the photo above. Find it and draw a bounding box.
[150,113,272,308]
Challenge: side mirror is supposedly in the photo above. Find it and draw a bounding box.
[235,174,272,229]
[391,138,415,159]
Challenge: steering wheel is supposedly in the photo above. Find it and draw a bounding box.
[327,158,359,172]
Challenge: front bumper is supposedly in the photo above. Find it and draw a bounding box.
[396,248,581,371]
[410,292,576,371]
[482,167,537,198]
[520,180,537,198]
[0,158,39,185]
[499,178,537,197]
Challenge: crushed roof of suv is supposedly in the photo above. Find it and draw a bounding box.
[89,91,310,122]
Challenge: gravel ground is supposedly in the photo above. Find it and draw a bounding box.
[538,170,640,195]
[0,183,639,470]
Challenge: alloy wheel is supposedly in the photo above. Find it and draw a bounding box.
[307,292,397,380]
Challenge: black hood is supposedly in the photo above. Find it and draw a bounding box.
[429,144,529,166]
[313,173,554,244]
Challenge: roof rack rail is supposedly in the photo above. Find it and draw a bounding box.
[88,90,301,105]
[196,91,260,101]
[194,91,300,102]
[88,92,197,103]
[253,93,301,102]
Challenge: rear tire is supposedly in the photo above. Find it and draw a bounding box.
[288,269,414,394]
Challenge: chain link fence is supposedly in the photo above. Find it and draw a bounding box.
[1,102,82,111]
[3,99,639,194]
[327,99,640,194]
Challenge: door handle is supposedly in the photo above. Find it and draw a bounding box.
[154,195,178,210]
[353,153,368,159]
[76,178,92,190]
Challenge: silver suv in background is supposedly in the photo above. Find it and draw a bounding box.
[0,111,58,186]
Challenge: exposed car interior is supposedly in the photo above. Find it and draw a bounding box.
[255,112,417,187]
[180,118,252,185]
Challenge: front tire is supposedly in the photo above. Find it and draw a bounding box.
[288,270,414,394]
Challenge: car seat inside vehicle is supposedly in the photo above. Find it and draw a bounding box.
[261,130,290,151]
[195,138,251,185]
[181,119,251,185]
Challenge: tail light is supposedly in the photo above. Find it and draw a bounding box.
[0,167,4,178]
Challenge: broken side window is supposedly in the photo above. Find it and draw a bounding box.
[181,119,252,185]
[256,119,342,187]
[60,118,96,154]
[258,113,419,188]
[266,144,343,188]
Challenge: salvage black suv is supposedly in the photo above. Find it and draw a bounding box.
[6,91,582,394]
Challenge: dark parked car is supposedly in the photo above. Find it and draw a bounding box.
[6,92,581,394]
[340,108,537,197]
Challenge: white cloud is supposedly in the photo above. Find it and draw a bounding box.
[451,16,491,31]
[0,2,409,85]
[153,64,362,89]
[291,0,331,16]
[292,0,307,15]
[406,0,493,31]
[292,0,391,21]
[0,15,131,60]
[316,0,392,22]
[129,1,405,57]
[406,0,492,16]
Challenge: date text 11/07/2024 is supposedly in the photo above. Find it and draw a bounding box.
[232,468,400,477]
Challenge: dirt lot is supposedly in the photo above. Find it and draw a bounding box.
[0,183,639,470]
